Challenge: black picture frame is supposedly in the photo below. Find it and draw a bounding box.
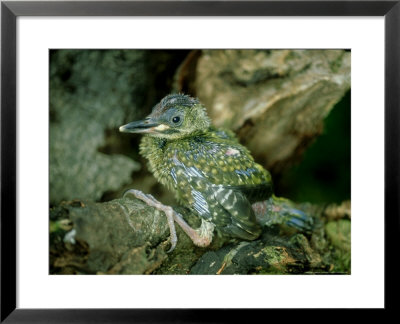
[1,0,398,322]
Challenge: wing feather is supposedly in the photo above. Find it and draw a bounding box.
[167,132,272,240]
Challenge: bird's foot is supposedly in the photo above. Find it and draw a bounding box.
[173,215,214,248]
[123,189,214,251]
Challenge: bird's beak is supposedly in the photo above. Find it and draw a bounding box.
[119,118,170,134]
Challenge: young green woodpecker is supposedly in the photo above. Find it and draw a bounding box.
[120,94,312,252]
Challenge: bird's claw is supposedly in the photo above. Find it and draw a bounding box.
[166,236,177,253]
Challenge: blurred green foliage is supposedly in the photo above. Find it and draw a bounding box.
[277,91,351,203]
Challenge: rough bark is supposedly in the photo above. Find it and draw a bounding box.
[49,50,189,205]
[175,49,351,173]
[50,198,350,275]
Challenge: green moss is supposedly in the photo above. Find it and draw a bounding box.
[325,219,351,273]
[329,52,345,73]
[325,219,351,251]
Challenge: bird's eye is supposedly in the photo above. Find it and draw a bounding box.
[172,116,181,123]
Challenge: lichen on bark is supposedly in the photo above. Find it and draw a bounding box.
[50,198,350,274]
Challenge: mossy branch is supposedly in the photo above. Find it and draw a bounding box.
[50,198,350,275]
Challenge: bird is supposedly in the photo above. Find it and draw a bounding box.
[119,93,313,252]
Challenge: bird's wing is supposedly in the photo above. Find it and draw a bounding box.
[226,183,273,204]
[168,138,274,239]
[170,160,265,240]
[173,137,272,186]
[208,182,262,240]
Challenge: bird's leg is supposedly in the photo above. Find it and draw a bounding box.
[173,214,214,248]
[124,189,177,252]
[123,189,213,252]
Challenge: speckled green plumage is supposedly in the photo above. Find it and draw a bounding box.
[140,128,271,195]
[139,126,273,240]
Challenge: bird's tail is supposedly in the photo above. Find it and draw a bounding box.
[253,195,314,233]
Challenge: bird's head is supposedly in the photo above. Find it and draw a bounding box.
[119,94,211,140]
